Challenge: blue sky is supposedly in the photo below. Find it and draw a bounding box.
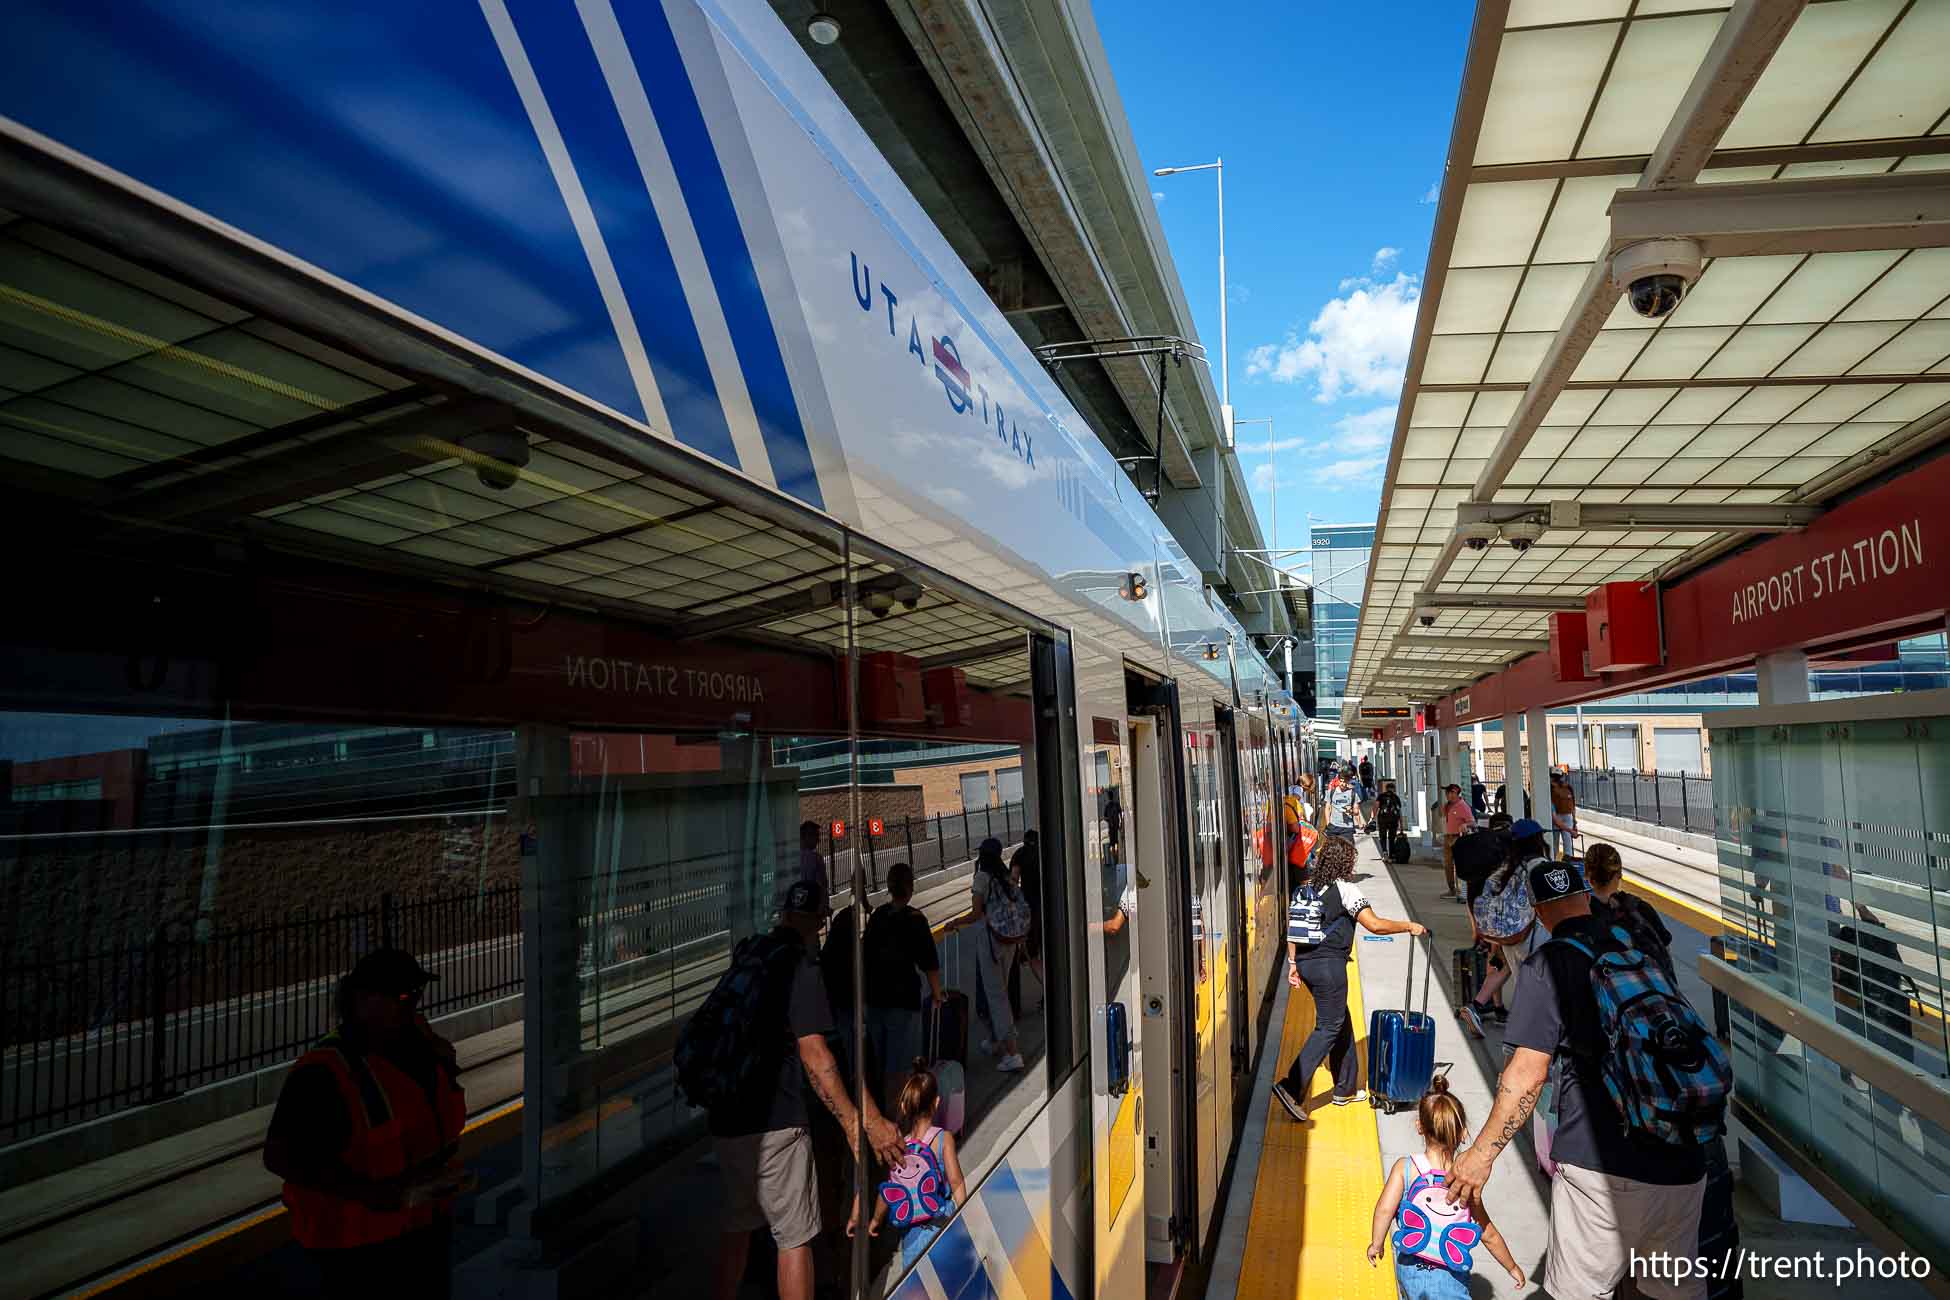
[1097,2,1472,574]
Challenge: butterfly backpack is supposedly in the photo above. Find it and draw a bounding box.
[878,1127,950,1228]
[1393,1156,1480,1271]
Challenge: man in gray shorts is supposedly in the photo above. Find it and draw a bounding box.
[709,881,902,1300]
[1442,862,1710,1299]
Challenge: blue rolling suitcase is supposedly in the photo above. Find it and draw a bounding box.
[1369,933,1439,1114]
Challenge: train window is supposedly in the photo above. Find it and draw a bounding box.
[843,545,1053,1291]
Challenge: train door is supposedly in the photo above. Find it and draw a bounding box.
[1215,706,1258,1085]
[1075,639,1144,1300]
[1181,714,1227,1245]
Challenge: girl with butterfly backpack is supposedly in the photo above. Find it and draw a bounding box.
[1366,1076,1526,1298]
[851,1059,968,1271]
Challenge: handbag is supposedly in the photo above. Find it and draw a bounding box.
[1470,858,1536,943]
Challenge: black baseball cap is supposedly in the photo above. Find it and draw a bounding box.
[782,878,831,917]
[1528,859,1588,905]
[347,947,438,994]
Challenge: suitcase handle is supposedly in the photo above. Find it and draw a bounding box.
[1406,922,1431,1015]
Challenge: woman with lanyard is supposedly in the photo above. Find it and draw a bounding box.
[1272,835,1426,1120]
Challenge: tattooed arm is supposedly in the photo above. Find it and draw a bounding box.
[798,1032,905,1166]
[1443,1046,1550,1206]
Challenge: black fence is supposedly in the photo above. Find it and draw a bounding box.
[1,887,522,1144]
[0,800,1022,1145]
[1563,767,1715,836]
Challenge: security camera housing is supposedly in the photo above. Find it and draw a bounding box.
[458,429,531,491]
[1611,239,1703,320]
[1417,613,1437,628]
[1500,518,1546,552]
[1459,521,1498,552]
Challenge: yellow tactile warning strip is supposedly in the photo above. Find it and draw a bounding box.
[1234,966,1396,1300]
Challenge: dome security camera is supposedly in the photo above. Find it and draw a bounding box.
[1418,613,1437,628]
[1611,239,1703,320]
[458,429,530,491]
[1501,518,1546,553]
[1459,522,1498,553]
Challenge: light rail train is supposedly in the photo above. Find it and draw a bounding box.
[0,2,1306,1296]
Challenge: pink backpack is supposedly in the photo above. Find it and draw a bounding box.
[1392,1155,1480,1270]
[876,1125,950,1227]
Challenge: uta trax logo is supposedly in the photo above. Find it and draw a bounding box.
[850,252,1036,470]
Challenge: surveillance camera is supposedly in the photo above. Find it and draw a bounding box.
[458,429,530,491]
[1611,239,1703,320]
[1459,522,1498,553]
[1501,518,1546,553]
[1418,613,1437,628]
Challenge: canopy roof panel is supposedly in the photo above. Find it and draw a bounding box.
[1348,0,1950,707]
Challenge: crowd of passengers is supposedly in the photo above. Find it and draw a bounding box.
[1281,762,1739,1300]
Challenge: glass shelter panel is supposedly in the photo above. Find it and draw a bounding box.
[1711,695,1950,1264]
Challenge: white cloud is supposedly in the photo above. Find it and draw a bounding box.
[1421,181,1440,204]
[1245,271,1419,403]
[1236,435,1312,455]
[1249,463,1293,493]
[1331,405,1398,452]
[1313,455,1386,487]
[1371,247,1400,275]
[1152,190,1167,203]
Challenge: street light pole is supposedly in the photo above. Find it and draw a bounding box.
[1152,159,1228,435]
[1233,415,1277,601]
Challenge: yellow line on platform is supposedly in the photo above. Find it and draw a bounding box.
[1234,967,1395,1300]
[1624,872,1735,939]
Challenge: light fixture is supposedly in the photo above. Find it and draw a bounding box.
[1203,642,1222,661]
[806,13,841,44]
[1119,572,1148,602]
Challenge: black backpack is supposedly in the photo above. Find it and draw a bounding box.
[675,931,801,1112]
[863,904,918,1006]
[1452,830,1510,885]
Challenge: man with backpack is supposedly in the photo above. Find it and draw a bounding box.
[1374,780,1403,853]
[1443,862,1728,1300]
[686,880,904,1300]
[863,862,945,1108]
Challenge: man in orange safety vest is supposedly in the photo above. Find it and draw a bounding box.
[265,948,470,1297]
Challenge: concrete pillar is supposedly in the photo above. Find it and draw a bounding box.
[1756,649,1810,707]
[1502,717,1522,816]
[1525,707,1550,826]
[1472,721,1486,790]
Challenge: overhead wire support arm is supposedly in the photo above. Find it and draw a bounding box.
[1036,334,1208,505]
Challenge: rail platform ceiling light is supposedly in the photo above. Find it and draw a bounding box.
[805,13,841,44]
[1120,572,1148,602]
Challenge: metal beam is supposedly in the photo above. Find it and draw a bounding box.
[917,637,1028,671]
[1611,172,1950,258]
[1414,591,1587,613]
[1468,132,1950,185]
[1383,658,1510,676]
[1391,635,1548,653]
[1454,500,1824,533]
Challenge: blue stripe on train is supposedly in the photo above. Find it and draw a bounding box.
[981,1161,1074,1300]
[613,0,826,510]
[926,1213,997,1300]
[504,0,740,466]
[0,1,646,426]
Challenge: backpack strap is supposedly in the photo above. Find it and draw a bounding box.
[1550,935,1595,961]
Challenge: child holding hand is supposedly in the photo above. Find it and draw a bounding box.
[1367,1077,1525,1298]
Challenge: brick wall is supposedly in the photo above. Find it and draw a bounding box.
[798,785,927,841]
[892,757,1023,816]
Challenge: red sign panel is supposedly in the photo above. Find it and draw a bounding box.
[868,817,885,838]
[830,820,846,840]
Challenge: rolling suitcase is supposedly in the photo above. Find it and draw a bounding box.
[1389,832,1411,864]
[927,990,970,1066]
[1369,935,1439,1114]
[929,993,969,1134]
[1451,944,1487,1004]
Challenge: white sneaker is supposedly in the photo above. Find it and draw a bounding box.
[997,1053,1025,1072]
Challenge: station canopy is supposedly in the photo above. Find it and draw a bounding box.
[1350,0,1950,709]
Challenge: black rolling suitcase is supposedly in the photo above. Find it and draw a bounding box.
[1451,945,1487,1004]
[1389,831,1411,864]
[927,990,970,1066]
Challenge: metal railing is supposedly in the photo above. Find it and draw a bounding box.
[1,887,522,1144]
[1562,766,1715,836]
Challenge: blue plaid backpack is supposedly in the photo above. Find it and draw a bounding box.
[1557,926,1730,1146]
[675,931,800,1112]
